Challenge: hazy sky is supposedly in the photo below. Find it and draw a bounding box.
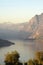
[0,0,43,23]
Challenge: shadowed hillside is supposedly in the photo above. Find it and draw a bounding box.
[0,39,14,47]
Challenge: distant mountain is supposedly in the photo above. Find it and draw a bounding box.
[0,13,43,40]
[26,13,43,40]
[0,39,14,47]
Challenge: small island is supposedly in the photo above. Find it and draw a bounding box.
[0,39,14,47]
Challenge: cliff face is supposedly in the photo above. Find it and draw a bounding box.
[22,13,43,39]
[0,13,43,40]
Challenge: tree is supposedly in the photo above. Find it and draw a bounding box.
[27,59,34,65]
[4,50,22,65]
[35,52,43,65]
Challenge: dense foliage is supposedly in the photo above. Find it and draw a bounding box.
[4,51,43,65]
[4,50,22,65]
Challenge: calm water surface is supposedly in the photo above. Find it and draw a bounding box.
[0,40,43,65]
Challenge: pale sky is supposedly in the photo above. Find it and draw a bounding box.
[0,0,43,24]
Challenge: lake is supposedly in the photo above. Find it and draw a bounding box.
[0,40,43,65]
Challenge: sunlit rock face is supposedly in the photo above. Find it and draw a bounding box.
[0,13,43,40]
[0,13,43,54]
[25,13,43,39]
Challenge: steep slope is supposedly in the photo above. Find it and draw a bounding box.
[0,13,43,40]
[0,39,14,47]
[24,13,43,39]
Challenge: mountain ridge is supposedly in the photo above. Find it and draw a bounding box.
[0,13,43,40]
[0,39,14,47]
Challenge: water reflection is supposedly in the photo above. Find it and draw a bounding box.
[0,40,43,65]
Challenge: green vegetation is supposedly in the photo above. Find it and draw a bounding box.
[4,51,43,65]
[4,50,22,65]
[26,52,43,65]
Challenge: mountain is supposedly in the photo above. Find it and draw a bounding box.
[0,39,14,47]
[0,13,43,40]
